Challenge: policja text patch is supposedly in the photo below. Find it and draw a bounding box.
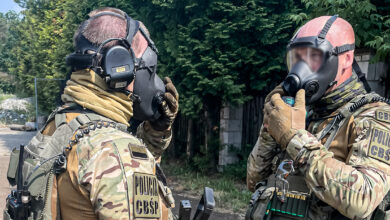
[133,173,160,218]
[368,126,390,165]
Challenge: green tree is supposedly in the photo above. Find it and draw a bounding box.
[132,0,301,117]
[0,0,303,165]
[129,0,302,162]
[1,0,139,112]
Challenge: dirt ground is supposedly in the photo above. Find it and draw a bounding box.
[0,127,243,219]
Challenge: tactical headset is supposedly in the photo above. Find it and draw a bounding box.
[66,11,165,121]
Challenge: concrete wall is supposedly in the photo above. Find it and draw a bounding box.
[218,103,243,169]
[355,52,389,96]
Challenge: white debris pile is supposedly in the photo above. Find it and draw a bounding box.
[0,97,34,126]
[0,97,32,111]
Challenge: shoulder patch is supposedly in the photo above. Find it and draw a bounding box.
[133,172,160,218]
[375,109,390,123]
[129,143,148,160]
[368,126,390,165]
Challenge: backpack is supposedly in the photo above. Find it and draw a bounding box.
[3,105,127,220]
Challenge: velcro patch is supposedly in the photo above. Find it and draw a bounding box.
[375,110,390,123]
[134,173,160,218]
[368,126,390,165]
[129,144,148,160]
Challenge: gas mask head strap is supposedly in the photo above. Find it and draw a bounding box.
[317,15,355,55]
[138,26,159,54]
[88,11,125,20]
[124,14,140,48]
[317,15,338,41]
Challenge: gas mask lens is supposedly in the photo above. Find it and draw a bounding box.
[287,47,324,72]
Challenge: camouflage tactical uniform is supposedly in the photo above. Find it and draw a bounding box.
[42,111,174,220]
[247,76,390,219]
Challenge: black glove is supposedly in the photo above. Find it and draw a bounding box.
[150,77,179,131]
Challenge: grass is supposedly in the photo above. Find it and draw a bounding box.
[161,160,252,213]
[0,94,15,103]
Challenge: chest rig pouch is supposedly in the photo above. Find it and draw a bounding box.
[246,156,311,220]
[3,105,127,220]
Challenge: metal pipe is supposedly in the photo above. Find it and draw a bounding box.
[34,77,38,130]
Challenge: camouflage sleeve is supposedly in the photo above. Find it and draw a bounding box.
[247,125,278,192]
[286,117,390,219]
[136,121,172,160]
[76,132,132,219]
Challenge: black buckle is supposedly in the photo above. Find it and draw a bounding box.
[332,44,355,55]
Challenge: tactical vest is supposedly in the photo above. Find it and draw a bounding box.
[3,105,174,220]
[246,92,390,220]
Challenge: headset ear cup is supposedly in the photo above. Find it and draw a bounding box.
[103,45,135,89]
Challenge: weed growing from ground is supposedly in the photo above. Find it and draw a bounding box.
[162,160,252,213]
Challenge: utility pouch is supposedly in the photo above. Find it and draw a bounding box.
[245,186,275,220]
[7,147,20,186]
[265,189,310,220]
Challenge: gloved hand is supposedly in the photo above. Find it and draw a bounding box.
[265,83,285,103]
[263,83,285,127]
[150,77,179,131]
[264,89,306,149]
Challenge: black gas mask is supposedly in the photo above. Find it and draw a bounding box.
[282,15,355,104]
[66,11,165,121]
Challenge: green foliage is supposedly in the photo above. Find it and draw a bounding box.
[0,0,139,113]
[1,0,388,171]
[192,154,215,174]
[131,0,301,117]
[0,0,301,117]
[0,72,15,94]
[222,144,253,181]
[0,94,15,103]
[0,80,15,94]
[293,0,390,61]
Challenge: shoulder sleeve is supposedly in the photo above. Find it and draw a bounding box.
[286,107,390,219]
[247,125,278,192]
[136,121,172,160]
[76,129,132,219]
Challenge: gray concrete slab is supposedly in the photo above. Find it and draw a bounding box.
[0,128,36,156]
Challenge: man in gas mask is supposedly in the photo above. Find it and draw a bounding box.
[4,7,178,220]
[246,16,390,219]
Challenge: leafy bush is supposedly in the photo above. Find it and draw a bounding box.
[192,153,215,174]
[222,144,253,181]
[0,80,15,94]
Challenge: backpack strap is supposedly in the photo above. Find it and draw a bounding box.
[317,92,387,149]
[353,59,372,93]
[41,103,84,132]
